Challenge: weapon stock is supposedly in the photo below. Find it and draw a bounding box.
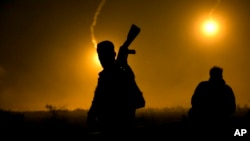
[116,24,140,66]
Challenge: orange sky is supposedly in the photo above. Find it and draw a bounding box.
[0,0,249,111]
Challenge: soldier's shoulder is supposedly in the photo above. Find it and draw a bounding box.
[198,81,209,85]
[224,84,233,90]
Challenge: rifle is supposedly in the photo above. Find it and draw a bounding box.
[115,24,145,109]
[116,24,141,67]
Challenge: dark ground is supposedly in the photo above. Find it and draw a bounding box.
[1,107,249,140]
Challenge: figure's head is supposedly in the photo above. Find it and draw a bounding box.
[209,66,223,79]
[97,40,116,69]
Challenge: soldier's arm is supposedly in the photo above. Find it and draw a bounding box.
[87,86,102,125]
[191,82,204,107]
[226,85,236,115]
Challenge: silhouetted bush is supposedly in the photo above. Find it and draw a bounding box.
[0,106,249,139]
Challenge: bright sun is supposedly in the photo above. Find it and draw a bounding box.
[93,52,100,67]
[202,19,219,36]
[87,48,101,70]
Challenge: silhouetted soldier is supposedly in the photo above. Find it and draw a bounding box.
[188,66,236,137]
[87,40,145,139]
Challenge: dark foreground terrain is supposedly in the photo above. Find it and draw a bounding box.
[1,107,249,140]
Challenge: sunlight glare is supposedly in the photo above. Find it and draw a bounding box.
[202,20,219,36]
[93,52,100,67]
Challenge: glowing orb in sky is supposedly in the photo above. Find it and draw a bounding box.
[202,19,219,36]
[93,52,100,67]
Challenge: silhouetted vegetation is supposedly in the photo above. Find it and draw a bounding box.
[1,106,249,140]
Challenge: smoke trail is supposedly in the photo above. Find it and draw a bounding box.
[209,0,221,19]
[90,0,106,48]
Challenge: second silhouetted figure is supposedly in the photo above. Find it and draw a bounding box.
[188,66,236,137]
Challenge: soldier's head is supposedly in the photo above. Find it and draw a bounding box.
[209,66,223,80]
[97,40,116,69]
